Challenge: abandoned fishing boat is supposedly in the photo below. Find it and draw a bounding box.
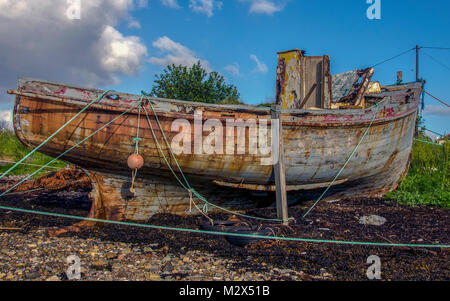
[7,49,422,228]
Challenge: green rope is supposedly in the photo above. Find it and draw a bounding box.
[303,103,381,218]
[0,100,142,198]
[414,138,444,147]
[134,96,144,154]
[0,90,112,181]
[142,98,285,223]
[0,204,448,249]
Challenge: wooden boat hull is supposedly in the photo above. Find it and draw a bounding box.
[10,78,422,225]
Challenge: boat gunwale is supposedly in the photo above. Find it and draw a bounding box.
[12,77,422,128]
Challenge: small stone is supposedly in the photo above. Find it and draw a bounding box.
[91,260,109,270]
[145,273,161,281]
[112,263,122,271]
[359,215,387,226]
[1,249,14,256]
[162,255,171,263]
[162,262,174,273]
[6,275,15,281]
[25,271,40,280]
[122,248,132,254]
[46,275,61,281]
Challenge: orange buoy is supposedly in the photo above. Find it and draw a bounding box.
[127,153,144,170]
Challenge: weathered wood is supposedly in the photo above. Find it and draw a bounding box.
[271,106,289,225]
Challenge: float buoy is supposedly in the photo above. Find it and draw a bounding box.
[127,153,144,170]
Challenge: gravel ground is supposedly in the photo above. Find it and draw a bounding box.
[0,175,449,281]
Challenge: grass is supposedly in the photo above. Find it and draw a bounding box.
[0,129,66,178]
[386,136,449,208]
[1,128,448,208]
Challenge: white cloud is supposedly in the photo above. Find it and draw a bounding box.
[189,0,223,17]
[224,63,240,76]
[423,105,450,117]
[149,36,211,71]
[161,0,181,9]
[0,0,148,108]
[98,26,147,76]
[240,0,286,15]
[250,54,268,73]
[127,19,142,28]
[137,0,149,8]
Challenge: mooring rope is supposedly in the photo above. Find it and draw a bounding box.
[303,103,381,218]
[130,96,144,193]
[0,160,62,170]
[370,48,415,68]
[0,178,87,196]
[422,89,450,107]
[0,204,448,249]
[414,138,445,147]
[0,90,113,181]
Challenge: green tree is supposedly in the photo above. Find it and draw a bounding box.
[149,62,241,104]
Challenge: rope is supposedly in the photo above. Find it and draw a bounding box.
[422,51,450,73]
[0,90,112,181]
[303,103,381,218]
[422,46,450,50]
[0,160,62,170]
[420,127,445,137]
[141,98,286,223]
[422,89,450,107]
[0,100,142,199]
[1,178,88,197]
[414,138,444,147]
[370,48,415,68]
[130,97,144,193]
[0,204,447,249]
[134,97,143,154]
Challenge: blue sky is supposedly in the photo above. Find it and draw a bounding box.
[1,0,449,134]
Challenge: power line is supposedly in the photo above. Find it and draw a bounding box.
[422,51,450,72]
[422,47,450,50]
[370,47,415,68]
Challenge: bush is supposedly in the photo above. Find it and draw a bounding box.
[386,136,449,208]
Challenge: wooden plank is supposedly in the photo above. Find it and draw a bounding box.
[271,105,289,225]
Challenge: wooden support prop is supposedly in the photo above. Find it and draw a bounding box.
[271,105,289,225]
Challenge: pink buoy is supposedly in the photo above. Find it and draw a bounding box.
[127,153,144,170]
